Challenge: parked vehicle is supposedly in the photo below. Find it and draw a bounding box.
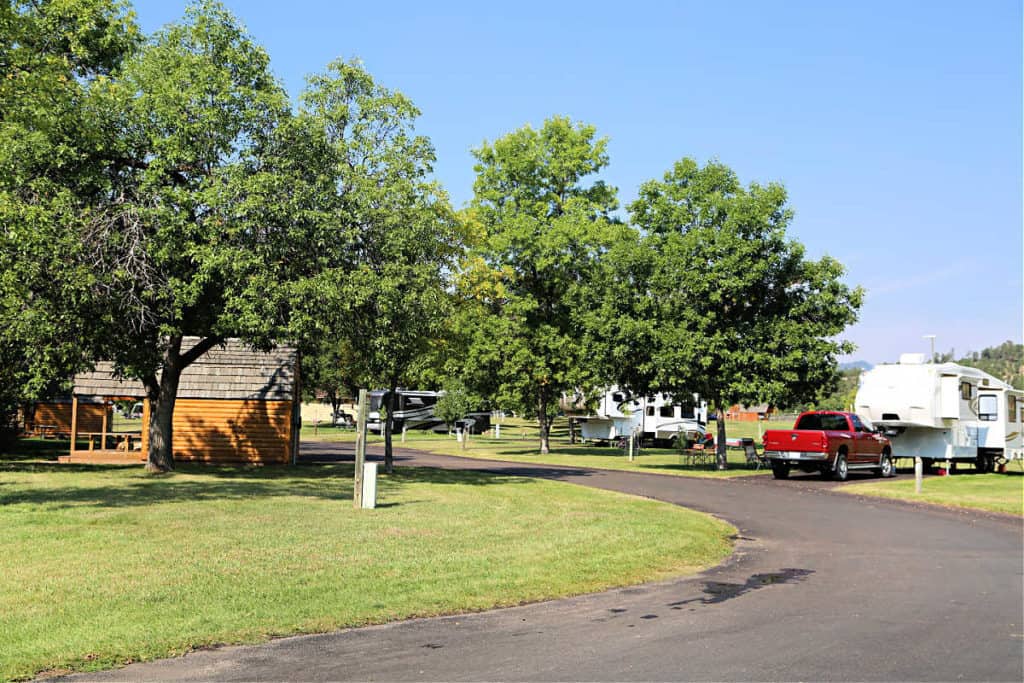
[855,354,1023,473]
[332,409,355,428]
[573,387,708,448]
[762,411,894,481]
[366,389,443,433]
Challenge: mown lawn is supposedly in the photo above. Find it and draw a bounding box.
[303,417,770,478]
[0,459,734,680]
[841,471,1024,516]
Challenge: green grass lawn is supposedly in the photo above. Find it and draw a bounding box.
[0,460,734,680]
[841,472,1024,516]
[303,417,770,478]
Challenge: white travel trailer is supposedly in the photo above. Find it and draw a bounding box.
[575,388,708,447]
[855,354,1023,472]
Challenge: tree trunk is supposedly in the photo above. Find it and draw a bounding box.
[715,401,729,470]
[538,393,550,454]
[569,418,576,445]
[146,355,184,473]
[143,335,222,473]
[383,384,397,474]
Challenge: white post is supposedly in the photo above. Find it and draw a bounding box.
[915,456,922,494]
[627,431,634,462]
[402,424,407,443]
[456,427,463,443]
[495,423,501,439]
[361,462,377,509]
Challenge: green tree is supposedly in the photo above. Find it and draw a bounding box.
[2,1,349,471]
[0,0,142,416]
[434,380,479,433]
[463,117,623,453]
[300,59,463,473]
[597,158,863,468]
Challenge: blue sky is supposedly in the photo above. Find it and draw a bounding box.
[132,0,1023,365]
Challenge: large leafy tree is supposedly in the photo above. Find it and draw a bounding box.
[1,1,348,471]
[591,158,863,468]
[300,59,462,473]
[0,0,141,414]
[463,117,622,453]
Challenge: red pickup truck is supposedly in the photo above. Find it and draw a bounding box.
[762,411,894,481]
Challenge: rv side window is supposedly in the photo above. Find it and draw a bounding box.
[978,395,998,422]
[659,405,674,418]
[1008,396,1017,420]
[612,392,625,403]
[960,381,972,400]
[646,406,655,417]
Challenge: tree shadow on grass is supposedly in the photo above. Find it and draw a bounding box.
[0,461,543,510]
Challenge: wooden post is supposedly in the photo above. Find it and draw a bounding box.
[141,398,150,457]
[354,389,368,509]
[69,396,78,455]
[100,400,108,451]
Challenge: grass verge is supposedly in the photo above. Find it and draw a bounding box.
[0,461,733,680]
[303,417,769,478]
[840,471,1024,516]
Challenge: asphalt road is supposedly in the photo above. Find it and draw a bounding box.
[66,442,1023,682]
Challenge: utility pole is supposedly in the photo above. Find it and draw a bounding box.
[923,334,936,363]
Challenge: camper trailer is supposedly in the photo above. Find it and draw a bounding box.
[855,354,1023,472]
[366,389,443,433]
[575,388,708,447]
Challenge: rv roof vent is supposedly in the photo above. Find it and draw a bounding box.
[882,413,900,420]
[899,353,926,365]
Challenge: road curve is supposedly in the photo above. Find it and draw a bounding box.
[67,442,1023,682]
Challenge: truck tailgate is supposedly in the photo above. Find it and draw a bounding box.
[763,430,827,452]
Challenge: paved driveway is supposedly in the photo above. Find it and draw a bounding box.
[66,442,1023,682]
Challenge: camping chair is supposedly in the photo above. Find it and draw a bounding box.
[742,438,764,470]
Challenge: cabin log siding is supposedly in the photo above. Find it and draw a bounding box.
[33,402,109,435]
[171,399,293,463]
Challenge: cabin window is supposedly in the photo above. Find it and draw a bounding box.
[659,405,674,418]
[960,381,972,400]
[978,395,998,422]
[646,406,655,417]
[612,392,625,403]
[1008,395,1017,420]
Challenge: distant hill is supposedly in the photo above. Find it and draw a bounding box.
[839,360,874,371]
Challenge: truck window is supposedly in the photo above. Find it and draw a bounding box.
[820,414,850,431]
[978,395,998,422]
[850,415,869,432]
[794,414,822,430]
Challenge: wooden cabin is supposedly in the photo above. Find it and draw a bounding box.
[60,339,300,465]
[28,400,109,437]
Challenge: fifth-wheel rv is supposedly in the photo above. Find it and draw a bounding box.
[573,388,708,447]
[855,354,1023,472]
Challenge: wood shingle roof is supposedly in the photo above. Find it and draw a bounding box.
[73,338,297,401]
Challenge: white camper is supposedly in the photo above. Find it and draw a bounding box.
[855,354,1023,472]
[575,388,708,447]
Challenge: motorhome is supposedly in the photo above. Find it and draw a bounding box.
[574,388,708,447]
[366,389,443,433]
[855,354,1023,472]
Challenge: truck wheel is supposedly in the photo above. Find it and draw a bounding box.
[878,452,894,478]
[834,453,849,482]
[771,462,790,479]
